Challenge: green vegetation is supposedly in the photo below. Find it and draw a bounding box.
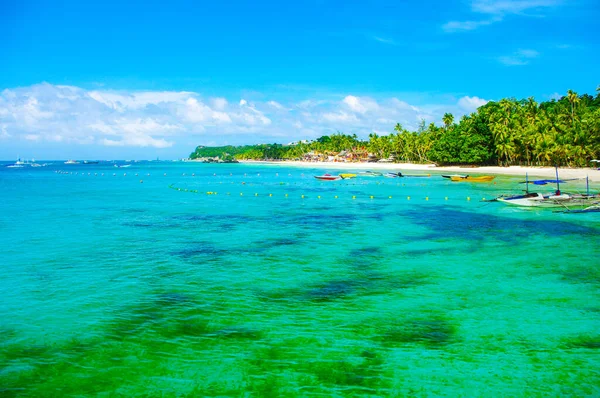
[190,89,600,166]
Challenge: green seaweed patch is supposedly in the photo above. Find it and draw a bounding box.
[211,327,262,340]
[377,318,458,348]
[560,266,600,286]
[296,351,387,391]
[563,335,600,349]
[0,343,52,363]
[306,280,357,301]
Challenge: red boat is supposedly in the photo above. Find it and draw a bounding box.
[314,174,342,181]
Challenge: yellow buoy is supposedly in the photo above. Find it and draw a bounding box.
[389,196,392,199]
[334,195,338,199]
[269,193,272,197]
[467,197,471,201]
[445,197,448,201]
[407,196,411,200]
[352,195,356,199]
[425,197,429,201]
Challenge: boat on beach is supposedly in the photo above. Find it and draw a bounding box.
[450,175,495,182]
[314,174,342,181]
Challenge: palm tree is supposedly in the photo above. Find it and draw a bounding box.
[567,89,580,128]
[442,113,454,130]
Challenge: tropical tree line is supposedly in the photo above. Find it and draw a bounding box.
[190,88,600,167]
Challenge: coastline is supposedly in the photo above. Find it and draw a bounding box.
[239,160,600,183]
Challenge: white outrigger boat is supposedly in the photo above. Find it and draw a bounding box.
[496,168,598,208]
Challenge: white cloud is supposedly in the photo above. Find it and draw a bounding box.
[211,97,228,110]
[498,49,540,65]
[0,83,492,154]
[444,0,561,32]
[458,96,489,112]
[0,125,10,139]
[267,100,286,110]
[471,0,561,15]
[442,19,495,32]
[372,36,397,45]
[342,95,379,114]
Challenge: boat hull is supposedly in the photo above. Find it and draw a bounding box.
[450,175,495,182]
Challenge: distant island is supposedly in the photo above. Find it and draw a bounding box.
[190,89,600,167]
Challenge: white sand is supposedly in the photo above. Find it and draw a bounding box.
[240,160,600,183]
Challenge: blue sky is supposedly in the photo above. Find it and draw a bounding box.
[1,0,599,159]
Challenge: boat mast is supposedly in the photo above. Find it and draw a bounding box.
[586,175,590,196]
[555,165,560,195]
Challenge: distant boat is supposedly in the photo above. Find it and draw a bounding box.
[114,164,131,168]
[450,175,495,182]
[385,172,402,178]
[339,173,357,179]
[83,160,99,164]
[65,160,80,164]
[442,174,467,179]
[358,171,383,177]
[314,174,342,181]
[7,157,26,168]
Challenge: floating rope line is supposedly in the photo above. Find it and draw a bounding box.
[168,184,485,202]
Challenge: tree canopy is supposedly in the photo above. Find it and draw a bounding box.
[190,89,600,167]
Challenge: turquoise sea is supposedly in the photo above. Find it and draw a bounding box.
[1,161,599,397]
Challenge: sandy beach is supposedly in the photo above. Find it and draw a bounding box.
[240,160,600,184]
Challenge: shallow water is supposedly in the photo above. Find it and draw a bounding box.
[1,162,599,396]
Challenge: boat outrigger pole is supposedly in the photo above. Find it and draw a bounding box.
[555,165,560,195]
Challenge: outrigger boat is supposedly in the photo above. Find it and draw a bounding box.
[496,168,598,208]
[314,174,342,181]
[450,175,495,182]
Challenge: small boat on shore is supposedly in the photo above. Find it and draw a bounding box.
[314,174,342,181]
[450,175,495,182]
